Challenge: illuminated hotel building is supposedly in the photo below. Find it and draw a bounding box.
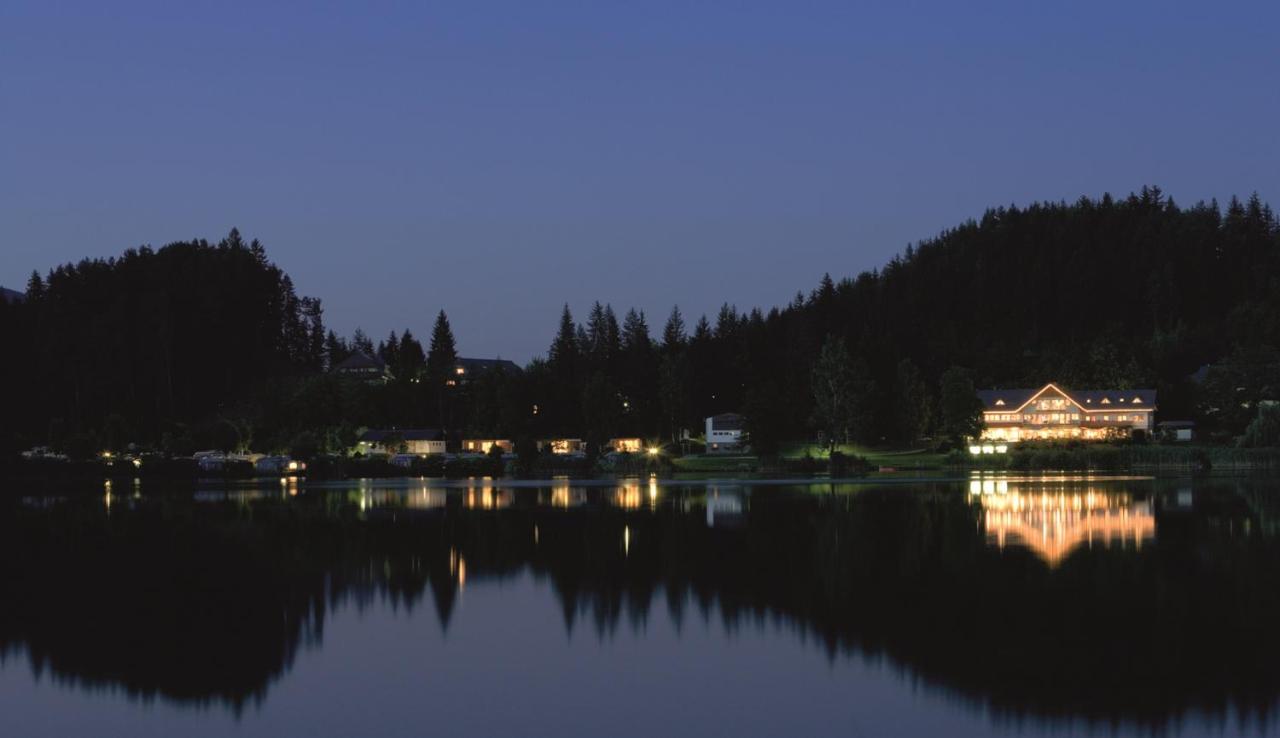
[977,383,1155,443]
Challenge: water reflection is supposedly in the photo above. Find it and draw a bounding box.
[0,477,1278,736]
[970,476,1156,566]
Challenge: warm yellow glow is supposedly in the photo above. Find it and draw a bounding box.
[611,438,644,453]
[971,483,1154,567]
[623,525,631,556]
[131,458,142,469]
[465,486,511,510]
[550,477,584,507]
[613,483,643,509]
[646,446,660,457]
[464,439,513,454]
[548,439,583,454]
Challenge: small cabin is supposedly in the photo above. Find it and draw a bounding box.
[462,439,514,455]
[608,437,645,453]
[539,438,586,455]
[357,429,446,456]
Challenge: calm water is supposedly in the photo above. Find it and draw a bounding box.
[2,475,1279,737]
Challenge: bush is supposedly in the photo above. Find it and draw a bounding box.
[1240,406,1280,448]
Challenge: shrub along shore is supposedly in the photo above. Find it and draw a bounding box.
[5,442,1280,488]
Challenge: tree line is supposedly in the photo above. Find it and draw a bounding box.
[1,186,1277,458]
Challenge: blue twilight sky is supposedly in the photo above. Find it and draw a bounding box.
[2,1,1277,362]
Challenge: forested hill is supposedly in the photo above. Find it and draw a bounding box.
[781,187,1278,403]
[0,187,1276,457]
[0,230,324,452]
[619,186,1277,451]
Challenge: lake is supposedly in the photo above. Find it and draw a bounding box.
[1,475,1278,737]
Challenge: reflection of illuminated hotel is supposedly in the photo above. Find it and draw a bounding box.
[978,383,1155,442]
[970,478,1154,566]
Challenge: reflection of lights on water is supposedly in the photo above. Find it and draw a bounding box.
[623,525,630,557]
[648,476,659,507]
[465,487,510,509]
[614,483,643,509]
[534,525,539,545]
[449,548,466,589]
[971,483,1155,567]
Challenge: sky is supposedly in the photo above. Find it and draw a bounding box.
[3,0,1278,362]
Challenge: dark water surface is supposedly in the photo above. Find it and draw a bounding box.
[2,475,1279,737]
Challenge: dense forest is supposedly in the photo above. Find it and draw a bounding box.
[1,187,1277,458]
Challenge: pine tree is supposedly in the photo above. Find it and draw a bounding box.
[397,329,426,380]
[26,271,45,300]
[622,309,651,353]
[351,328,374,355]
[426,310,459,382]
[549,304,578,368]
[662,306,687,353]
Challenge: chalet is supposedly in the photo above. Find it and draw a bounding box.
[357,429,446,456]
[450,357,521,386]
[705,413,746,453]
[977,383,1156,442]
[461,439,514,455]
[331,351,391,384]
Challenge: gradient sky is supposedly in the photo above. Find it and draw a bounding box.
[3,1,1277,362]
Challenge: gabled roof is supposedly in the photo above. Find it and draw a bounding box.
[359,429,444,442]
[0,286,24,304]
[332,351,386,373]
[978,384,1156,412]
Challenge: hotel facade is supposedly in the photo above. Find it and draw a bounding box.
[977,383,1156,442]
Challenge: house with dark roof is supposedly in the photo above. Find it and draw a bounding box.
[331,351,391,383]
[0,286,24,304]
[356,429,446,456]
[977,383,1156,443]
[449,357,522,386]
[705,413,746,453]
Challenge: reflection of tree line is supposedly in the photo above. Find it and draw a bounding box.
[0,483,1278,727]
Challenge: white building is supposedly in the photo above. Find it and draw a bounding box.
[704,413,746,453]
[357,429,446,456]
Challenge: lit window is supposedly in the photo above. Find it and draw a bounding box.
[995,399,1006,406]
[1101,398,1111,404]
[1132,397,1142,404]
